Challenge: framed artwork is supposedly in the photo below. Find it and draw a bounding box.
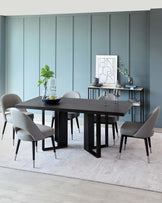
[96,55,117,87]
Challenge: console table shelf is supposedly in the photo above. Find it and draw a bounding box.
[88,86,144,122]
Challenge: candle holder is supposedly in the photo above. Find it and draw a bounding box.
[113,89,120,103]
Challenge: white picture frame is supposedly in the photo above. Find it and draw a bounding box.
[96,55,117,87]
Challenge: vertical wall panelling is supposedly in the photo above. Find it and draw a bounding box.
[91,14,109,81]
[74,14,91,98]
[24,16,39,100]
[56,15,73,96]
[5,17,24,98]
[111,13,129,86]
[0,16,5,96]
[150,9,162,127]
[40,15,56,96]
[110,13,130,120]
[5,11,151,123]
[130,12,149,121]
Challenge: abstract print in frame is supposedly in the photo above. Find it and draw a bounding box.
[96,55,117,87]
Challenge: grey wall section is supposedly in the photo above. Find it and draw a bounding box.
[5,11,151,123]
[0,16,5,97]
[150,9,162,127]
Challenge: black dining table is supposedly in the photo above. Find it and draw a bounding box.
[16,96,132,158]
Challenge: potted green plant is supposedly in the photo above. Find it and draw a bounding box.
[38,65,54,99]
[118,61,133,85]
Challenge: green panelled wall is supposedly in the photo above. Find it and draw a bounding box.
[150,9,162,127]
[40,15,56,96]
[130,12,150,121]
[56,16,73,97]
[74,15,91,97]
[5,11,150,122]
[91,14,109,80]
[0,16,5,97]
[5,17,24,98]
[24,16,39,100]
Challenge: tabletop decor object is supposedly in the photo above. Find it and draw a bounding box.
[113,89,121,103]
[118,60,133,86]
[37,65,55,99]
[42,97,61,105]
[96,55,117,87]
[91,77,103,87]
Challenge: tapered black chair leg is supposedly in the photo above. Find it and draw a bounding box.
[13,128,15,146]
[124,136,127,150]
[35,141,38,152]
[112,124,115,145]
[1,121,7,140]
[51,135,56,158]
[76,117,80,133]
[148,137,152,153]
[51,117,55,128]
[119,135,124,159]
[144,138,150,163]
[105,123,108,147]
[71,119,73,140]
[115,122,118,134]
[32,141,36,168]
[15,139,21,161]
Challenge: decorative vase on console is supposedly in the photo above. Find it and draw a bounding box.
[128,76,133,85]
[37,65,55,99]
[118,60,133,86]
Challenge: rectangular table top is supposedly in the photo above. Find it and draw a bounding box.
[16,96,132,116]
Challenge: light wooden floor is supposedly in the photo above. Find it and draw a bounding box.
[0,166,161,203]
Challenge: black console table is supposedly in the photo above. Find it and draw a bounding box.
[88,86,144,122]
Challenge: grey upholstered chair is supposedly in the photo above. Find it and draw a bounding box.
[51,91,81,140]
[94,94,119,146]
[1,93,34,145]
[119,106,160,163]
[11,108,56,168]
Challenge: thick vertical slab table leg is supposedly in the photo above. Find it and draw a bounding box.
[55,111,68,148]
[84,113,94,152]
[42,110,45,151]
[42,110,68,151]
[84,113,101,158]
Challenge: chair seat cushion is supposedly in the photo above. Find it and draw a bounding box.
[36,124,55,138]
[16,124,55,141]
[67,112,79,120]
[120,121,143,136]
[94,115,118,124]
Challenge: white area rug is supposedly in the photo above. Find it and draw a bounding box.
[0,113,162,192]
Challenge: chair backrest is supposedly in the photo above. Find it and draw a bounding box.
[134,106,160,138]
[62,91,81,99]
[99,93,115,101]
[11,108,44,141]
[1,93,25,121]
